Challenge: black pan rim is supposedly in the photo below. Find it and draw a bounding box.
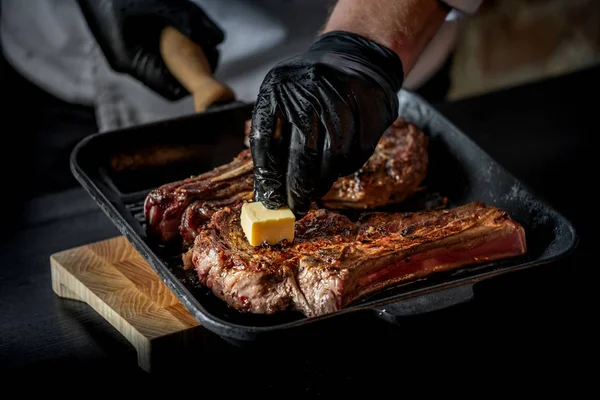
[70,90,579,341]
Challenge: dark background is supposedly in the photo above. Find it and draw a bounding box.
[0,0,596,393]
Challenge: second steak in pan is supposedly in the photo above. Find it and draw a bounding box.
[144,118,429,244]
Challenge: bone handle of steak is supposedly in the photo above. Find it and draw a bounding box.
[210,160,253,183]
[159,26,235,112]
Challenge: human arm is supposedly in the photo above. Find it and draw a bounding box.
[324,0,451,77]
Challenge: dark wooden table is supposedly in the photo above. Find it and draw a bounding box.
[1,65,595,393]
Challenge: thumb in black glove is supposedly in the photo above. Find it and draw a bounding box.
[77,0,224,100]
[249,31,404,218]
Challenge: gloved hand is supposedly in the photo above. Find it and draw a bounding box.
[249,31,405,218]
[76,0,224,100]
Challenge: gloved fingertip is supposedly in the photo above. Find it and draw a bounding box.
[253,179,286,211]
[287,188,312,220]
[257,195,285,211]
[134,52,188,101]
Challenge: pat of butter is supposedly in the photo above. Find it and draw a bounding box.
[240,202,295,246]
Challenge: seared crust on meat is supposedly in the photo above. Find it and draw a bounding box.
[321,118,428,209]
[144,151,254,243]
[188,201,526,317]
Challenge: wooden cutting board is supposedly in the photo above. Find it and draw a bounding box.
[50,236,206,373]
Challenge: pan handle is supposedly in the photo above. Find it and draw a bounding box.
[371,285,475,324]
[159,26,236,113]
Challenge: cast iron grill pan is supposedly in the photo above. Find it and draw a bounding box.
[70,92,577,342]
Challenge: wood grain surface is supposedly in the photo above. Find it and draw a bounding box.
[50,236,203,372]
[159,26,235,112]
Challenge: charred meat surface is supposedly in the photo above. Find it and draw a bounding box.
[180,192,253,246]
[320,119,428,209]
[144,118,428,244]
[187,201,527,318]
[144,150,254,243]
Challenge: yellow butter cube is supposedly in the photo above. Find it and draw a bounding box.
[240,202,295,246]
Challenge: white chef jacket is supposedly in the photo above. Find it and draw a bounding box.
[0,0,484,132]
[403,0,484,89]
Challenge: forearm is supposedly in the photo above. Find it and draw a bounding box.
[323,0,451,76]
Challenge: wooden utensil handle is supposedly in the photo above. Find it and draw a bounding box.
[159,26,235,112]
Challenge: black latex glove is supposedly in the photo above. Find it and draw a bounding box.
[77,0,224,100]
[250,31,404,218]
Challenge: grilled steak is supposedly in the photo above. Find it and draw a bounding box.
[186,201,527,317]
[145,118,428,244]
[320,119,428,209]
[145,150,254,243]
[180,192,253,246]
